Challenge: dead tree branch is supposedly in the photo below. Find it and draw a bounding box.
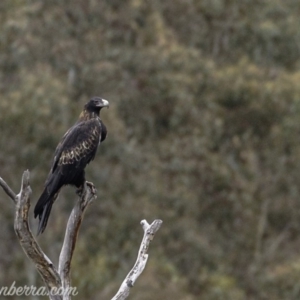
[0,171,96,300]
[0,171,162,300]
[0,177,16,203]
[111,219,163,300]
[58,182,96,300]
[2,171,62,300]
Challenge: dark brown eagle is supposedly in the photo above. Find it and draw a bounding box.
[34,97,109,234]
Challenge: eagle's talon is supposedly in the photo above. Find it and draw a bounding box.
[86,181,96,194]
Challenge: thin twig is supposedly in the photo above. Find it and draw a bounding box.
[0,177,17,203]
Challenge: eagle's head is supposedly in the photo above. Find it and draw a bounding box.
[85,97,109,114]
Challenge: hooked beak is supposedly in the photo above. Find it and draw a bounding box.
[97,99,109,108]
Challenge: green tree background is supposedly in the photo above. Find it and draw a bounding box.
[1,1,300,299]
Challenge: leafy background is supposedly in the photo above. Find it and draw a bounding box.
[1,1,300,299]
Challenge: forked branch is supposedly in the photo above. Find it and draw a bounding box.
[0,171,96,300]
[0,171,163,300]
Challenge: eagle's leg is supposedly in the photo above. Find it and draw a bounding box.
[74,171,86,197]
[76,186,84,197]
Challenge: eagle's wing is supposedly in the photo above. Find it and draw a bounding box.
[46,118,101,182]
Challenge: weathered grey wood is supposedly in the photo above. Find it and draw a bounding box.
[0,176,17,203]
[58,182,96,300]
[13,171,62,300]
[111,219,163,300]
[0,170,163,300]
[0,171,98,299]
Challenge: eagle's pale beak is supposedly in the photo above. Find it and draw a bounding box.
[98,99,109,108]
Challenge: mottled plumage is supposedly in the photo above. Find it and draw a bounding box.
[34,97,109,234]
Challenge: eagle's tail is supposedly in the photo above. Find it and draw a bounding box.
[34,188,57,235]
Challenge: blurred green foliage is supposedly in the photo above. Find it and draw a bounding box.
[1,0,300,299]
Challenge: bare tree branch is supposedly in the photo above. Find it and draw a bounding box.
[0,176,17,203]
[1,171,163,299]
[111,219,163,300]
[58,182,97,300]
[14,170,62,300]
